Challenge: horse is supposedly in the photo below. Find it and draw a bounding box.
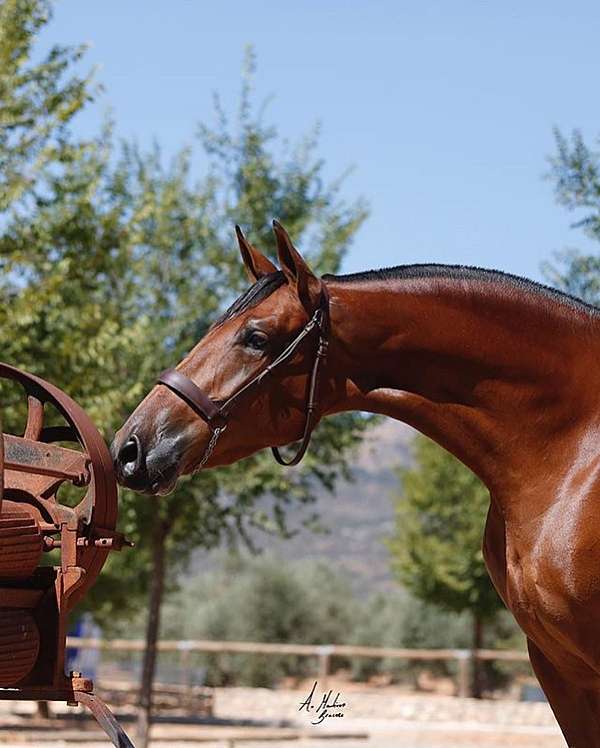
[112,220,600,746]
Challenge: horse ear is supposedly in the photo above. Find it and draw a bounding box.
[235,225,277,282]
[272,220,322,311]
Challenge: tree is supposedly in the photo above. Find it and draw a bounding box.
[0,7,372,743]
[542,129,600,303]
[0,0,134,429]
[161,553,360,687]
[0,0,95,214]
[114,54,370,743]
[387,435,503,697]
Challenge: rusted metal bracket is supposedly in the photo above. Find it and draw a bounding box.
[0,683,136,748]
[3,434,91,485]
[75,690,136,748]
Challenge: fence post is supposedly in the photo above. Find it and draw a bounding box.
[317,645,334,691]
[179,641,193,709]
[455,649,472,698]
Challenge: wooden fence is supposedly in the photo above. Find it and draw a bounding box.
[66,638,530,698]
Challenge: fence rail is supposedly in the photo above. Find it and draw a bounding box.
[66,638,530,698]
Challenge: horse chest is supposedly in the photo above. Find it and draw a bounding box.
[484,502,600,645]
[498,509,600,676]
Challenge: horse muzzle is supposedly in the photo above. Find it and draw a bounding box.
[111,427,185,496]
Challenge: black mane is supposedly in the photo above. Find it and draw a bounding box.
[323,263,599,316]
[211,271,286,328]
[213,263,598,328]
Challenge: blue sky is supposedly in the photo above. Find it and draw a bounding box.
[40,1,600,281]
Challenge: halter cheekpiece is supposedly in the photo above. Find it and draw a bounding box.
[157,285,330,469]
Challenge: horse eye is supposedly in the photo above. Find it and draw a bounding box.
[245,330,269,350]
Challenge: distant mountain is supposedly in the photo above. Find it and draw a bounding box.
[199,418,418,597]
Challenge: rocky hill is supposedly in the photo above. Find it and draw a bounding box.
[201,418,418,597]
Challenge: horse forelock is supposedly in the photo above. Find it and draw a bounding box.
[210,271,287,329]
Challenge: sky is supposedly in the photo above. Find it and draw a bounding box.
[39,1,600,282]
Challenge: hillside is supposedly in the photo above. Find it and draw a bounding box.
[200,418,417,597]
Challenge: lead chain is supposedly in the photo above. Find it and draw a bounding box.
[195,426,224,472]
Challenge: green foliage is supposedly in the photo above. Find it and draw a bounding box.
[350,591,524,688]
[349,590,471,681]
[547,129,600,242]
[541,128,600,304]
[94,49,373,623]
[198,48,368,279]
[388,436,502,620]
[0,7,371,626]
[160,554,360,687]
[0,0,96,212]
[542,248,600,305]
[154,553,523,689]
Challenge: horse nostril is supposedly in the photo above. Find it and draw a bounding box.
[118,434,143,477]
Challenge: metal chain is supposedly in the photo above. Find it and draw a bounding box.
[194,426,224,472]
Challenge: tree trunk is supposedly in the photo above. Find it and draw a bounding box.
[471,614,484,699]
[36,701,50,719]
[137,517,170,748]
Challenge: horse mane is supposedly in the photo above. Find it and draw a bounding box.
[211,271,286,328]
[323,264,599,317]
[213,263,598,329]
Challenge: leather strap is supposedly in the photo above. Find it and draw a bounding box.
[157,282,330,468]
[157,368,222,423]
[271,285,330,466]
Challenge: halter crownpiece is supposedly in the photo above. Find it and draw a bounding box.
[157,284,330,469]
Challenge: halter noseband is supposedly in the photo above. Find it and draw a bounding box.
[157,285,330,469]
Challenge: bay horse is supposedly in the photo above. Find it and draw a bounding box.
[113,221,600,746]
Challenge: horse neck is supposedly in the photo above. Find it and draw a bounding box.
[322,274,600,514]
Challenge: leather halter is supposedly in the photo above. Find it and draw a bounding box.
[157,285,330,469]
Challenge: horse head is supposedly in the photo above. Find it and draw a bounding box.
[111,222,330,495]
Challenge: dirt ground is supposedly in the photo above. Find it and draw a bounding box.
[212,684,565,748]
[0,683,566,747]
